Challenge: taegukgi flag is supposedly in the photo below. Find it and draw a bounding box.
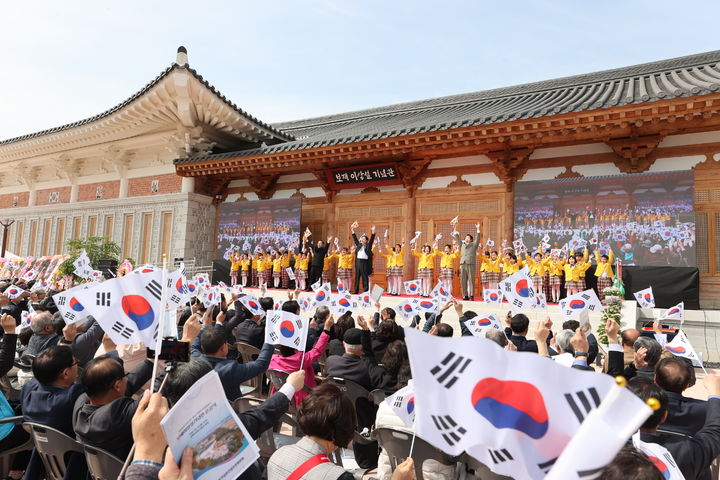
[430,281,452,300]
[558,289,603,320]
[328,293,358,316]
[72,269,164,346]
[53,283,92,325]
[631,433,684,480]
[464,313,502,337]
[385,380,416,429]
[662,301,684,324]
[665,329,703,367]
[265,310,309,351]
[395,299,418,323]
[310,283,332,308]
[499,268,536,313]
[238,294,264,317]
[483,288,504,305]
[404,279,421,296]
[633,287,655,309]
[166,263,191,309]
[405,328,619,480]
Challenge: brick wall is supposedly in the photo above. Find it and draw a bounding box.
[128,173,183,197]
[78,181,120,202]
[0,192,29,208]
[36,186,71,206]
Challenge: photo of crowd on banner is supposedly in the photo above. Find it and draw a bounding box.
[216,198,302,261]
[513,170,696,267]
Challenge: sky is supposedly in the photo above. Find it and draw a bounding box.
[1,0,719,141]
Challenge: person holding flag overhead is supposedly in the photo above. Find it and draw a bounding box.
[479,249,502,291]
[452,223,481,301]
[593,248,614,301]
[436,243,460,298]
[304,235,333,291]
[229,249,242,286]
[412,243,438,297]
[268,303,335,407]
[351,224,376,294]
[336,247,354,293]
[525,248,549,296]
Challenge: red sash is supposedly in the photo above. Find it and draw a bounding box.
[286,453,330,480]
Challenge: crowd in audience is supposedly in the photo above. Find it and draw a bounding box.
[0,279,718,480]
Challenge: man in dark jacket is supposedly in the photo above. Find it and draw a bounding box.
[505,313,539,353]
[304,236,332,290]
[630,376,720,480]
[351,225,375,294]
[72,355,154,459]
[655,356,707,436]
[192,321,272,400]
[25,312,104,366]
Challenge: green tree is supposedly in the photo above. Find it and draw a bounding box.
[58,236,122,281]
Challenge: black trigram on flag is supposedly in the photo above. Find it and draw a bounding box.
[169,294,182,305]
[294,319,303,329]
[152,324,159,343]
[145,280,162,301]
[488,449,514,465]
[63,311,76,322]
[56,296,67,306]
[537,457,558,474]
[111,321,134,340]
[503,283,511,293]
[430,352,472,389]
[512,298,524,308]
[393,395,404,408]
[268,331,279,342]
[564,387,601,423]
[431,415,466,447]
[96,292,111,307]
[293,336,301,347]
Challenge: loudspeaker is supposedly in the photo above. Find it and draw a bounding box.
[97,259,118,279]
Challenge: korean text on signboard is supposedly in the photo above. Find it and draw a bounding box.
[327,163,402,190]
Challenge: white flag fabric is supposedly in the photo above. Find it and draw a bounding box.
[405,328,617,480]
[465,314,502,337]
[357,291,373,308]
[632,433,685,480]
[499,269,536,313]
[483,288,504,305]
[199,286,221,309]
[22,269,38,282]
[72,270,164,345]
[53,284,92,325]
[299,295,313,312]
[662,302,684,324]
[544,385,652,480]
[238,294,265,317]
[310,279,322,292]
[286,267,296,281]
[409,231,422,245]
[404,279,421,296]
[533,293,547,310]
[5,285,24,300]
[328,293,358,316]
[265,310,309,351]
[73,250,93,280]
[395,300,418,323]
[558,289,603,320]
[665,330,703,367]
[133,264,158,275]
[486,239,495,247]
[430,281,452,301]
[193,273,210,291]
[634,287,655,308]
[166,264,191,309]
[410,297,439,315]
[310,283,332,309]
[385,381,416,428]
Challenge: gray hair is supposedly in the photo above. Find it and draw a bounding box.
[314,306,331,322]
[485,329,508,348]
[343,342,362,352]
[556,329,575,355]
[633,336,663,367]
[30,311,53,334]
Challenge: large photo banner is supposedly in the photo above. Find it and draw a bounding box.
[216,198,302,260]
[514,171,695,267]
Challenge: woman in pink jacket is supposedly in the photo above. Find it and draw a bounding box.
[268,303,334,407]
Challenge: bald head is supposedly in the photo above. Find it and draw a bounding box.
[621,328,640,349]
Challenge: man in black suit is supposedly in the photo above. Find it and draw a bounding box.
[351,224,375,294]
[305,236,332,290]
[629,376,720,480]
[504,313,539,353]
[655,356,707,436]
[624,336,662,380]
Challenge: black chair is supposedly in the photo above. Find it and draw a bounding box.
[0,416,33,478]
[323,377,385,445]
[375,427,459,480]
[235,342,264,396]
[460,451,514,480]
[232,396,302,461]
[24,422,85,480]
[82,444,123,480]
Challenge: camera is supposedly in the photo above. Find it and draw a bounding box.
[147,338,190,363]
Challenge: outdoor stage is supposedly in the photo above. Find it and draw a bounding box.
[240,287,720,367]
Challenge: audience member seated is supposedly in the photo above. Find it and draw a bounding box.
[268,301,333,407]
[72,354,154,459]
[628,375,720,480]
[625,337,662,380]
[267,383,414,480]
[306,305,331,351]
[25,312,104,366]
[191,311,273,400]
[505,313,539,353]
[327,312,354,357]
[235,296,273,349]
[22,345,87,480]
[485,328,509,348]
[371,317,403,359]
[162,358,305,480]
[552,329,576,367]
[655,356,707,436]
[562,319,598,364]
[598,446,664,480]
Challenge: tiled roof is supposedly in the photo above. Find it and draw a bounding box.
[176,49,720,164]
[0,64,293,146]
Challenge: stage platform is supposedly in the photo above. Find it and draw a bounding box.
[239,287,720,367]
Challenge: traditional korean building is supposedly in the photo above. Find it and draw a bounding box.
[4,47,720,305]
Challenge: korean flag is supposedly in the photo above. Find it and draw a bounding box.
[465,314,502,337]
[404,279,421,296]
[633,287,655,309]
[239,294,265,317]
[385,381,416,428]
[265,310,309,351]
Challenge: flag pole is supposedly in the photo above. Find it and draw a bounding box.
[408,428,417,457]
[150,254,169,393]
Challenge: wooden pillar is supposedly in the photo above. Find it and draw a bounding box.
[504,185,515,243]
[404,190,417,280]
[327,197,336,240]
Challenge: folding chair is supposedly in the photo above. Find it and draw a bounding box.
[0,416,33,478]
[374,427,459,480]
[231,396,302,461]
[24,422,85,480]
[323,377,385,445]
[82,444,123,480]
[460,451,514,480]
[235,342,264,396]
